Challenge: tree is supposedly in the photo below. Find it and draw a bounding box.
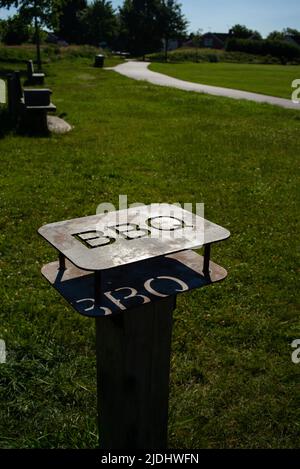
[2,13,31,45]
[0,0,63,69]
[58,0,87,44]
[267,30,286,41]
[159,0,187,61]
[0,19,7,42]
[188,29,203,47]
[229,24,262,40]
[284,27,300,46]
[119,0,163,58]
[285,28,300,40]
[80,0,117,46]
[267,28,300,43]
[119,0,187,58]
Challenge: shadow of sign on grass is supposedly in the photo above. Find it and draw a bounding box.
[42,251,227,317]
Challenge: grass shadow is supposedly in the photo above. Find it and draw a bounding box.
[17,124,51,138]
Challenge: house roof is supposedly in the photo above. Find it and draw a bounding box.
[202,32,229,45]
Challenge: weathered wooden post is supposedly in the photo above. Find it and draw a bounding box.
[38,204,230,449]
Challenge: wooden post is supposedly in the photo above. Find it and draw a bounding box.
[95,296,176,450]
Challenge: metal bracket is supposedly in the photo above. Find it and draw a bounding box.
[203,244,211,277]
[59,252,66,271]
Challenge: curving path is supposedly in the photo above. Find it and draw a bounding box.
[111,61,300,110]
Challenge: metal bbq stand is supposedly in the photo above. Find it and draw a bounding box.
[38,204,230,449]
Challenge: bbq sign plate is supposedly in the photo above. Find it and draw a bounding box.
[38,204,230,272]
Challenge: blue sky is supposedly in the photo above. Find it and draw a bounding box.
[1,0,300,37]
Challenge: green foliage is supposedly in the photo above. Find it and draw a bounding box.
[119,0,163,56]
[147,47,285,65]
[267,30,286,41]
[0,19,7,42]
[57,0,87,44]
[285,28,300,41]
[0,0,65,68]
[0,0,63,30]
[226,38,300,64]
[0,44,103,63]
[186,30,203,48]
[206,53,219,63]
[229,24,262,40]
[79,0,118,47]
[159,0,188,56]
[119,0,187,57]
[267,28,300,43]
[2,14,31,45]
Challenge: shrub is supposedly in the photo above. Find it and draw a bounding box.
[226,38,300,63]
[147,48,225,63]
[0,44,103,64]
[146,47,285,65]
[207,54,219,63]
[2,15,31,46]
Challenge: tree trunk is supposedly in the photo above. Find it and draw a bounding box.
[164,37,168,62]
[35,15,42,71]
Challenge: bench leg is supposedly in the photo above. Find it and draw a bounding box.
[19,110,49,135]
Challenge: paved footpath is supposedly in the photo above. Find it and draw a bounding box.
[111,61,300,110]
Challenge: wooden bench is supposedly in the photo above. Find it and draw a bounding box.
[112,51,130,59]
[26,60,45,85]
[7,71,56,133]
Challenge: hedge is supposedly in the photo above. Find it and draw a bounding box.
[226,38,300,63]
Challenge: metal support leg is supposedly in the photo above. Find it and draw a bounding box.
[95,296,176,449]
[203,244,211,277]
[59,252,66,271]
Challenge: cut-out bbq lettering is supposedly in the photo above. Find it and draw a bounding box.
[146,216,193,231]
[73,216,194,249]
[74,231,115,249]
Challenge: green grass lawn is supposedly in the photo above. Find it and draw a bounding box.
[0,57,299,449]
[150,62,300,99]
